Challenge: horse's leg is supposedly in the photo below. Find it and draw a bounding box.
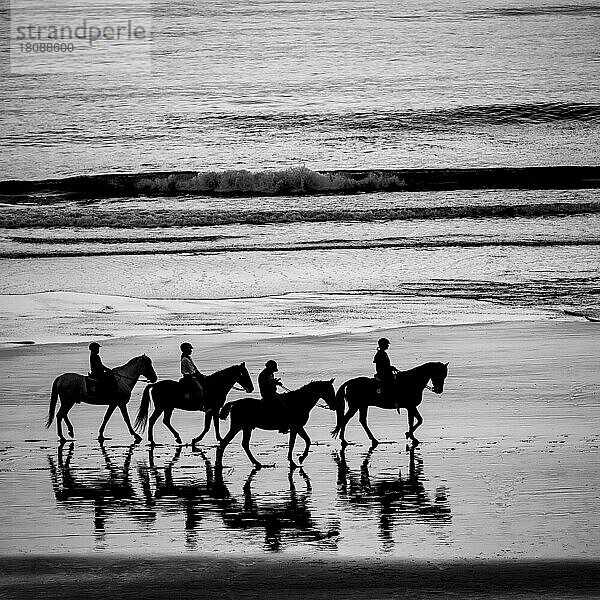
[296,426,311,465]
[241,427,261,469]
[118,403,143,444]
[339,405,359,448]
[56,400,75,442]
[147,406,162,446]
[213,409,222,443]
[287,429,298,469]
[406,407,423,445]
[163,409,182,445]
[98,404,116,441]
[358,406,379,448]
[191,411,212,445]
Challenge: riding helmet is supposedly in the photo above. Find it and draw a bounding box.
[180,342,193,353]
[378,337,390,349]
[265,359,278,372]
[89,342,101,351]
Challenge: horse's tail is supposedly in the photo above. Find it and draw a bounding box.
[219,401,235,421]
[331,381,350,438]
[46,377,60,428]
[135,384,154,432]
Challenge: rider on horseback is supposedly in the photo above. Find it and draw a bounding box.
[88,342,118,398]
[180,342,205,409]
[373,338,400,407]
[258,360,288,432]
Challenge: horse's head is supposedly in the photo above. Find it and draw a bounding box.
[140,355,158,383]
[316,378,336,409]
[430,362,448,394]
[236,362,254,393]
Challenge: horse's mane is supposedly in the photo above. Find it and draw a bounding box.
[114,354,147,371]
[283,380,328,398]
[208,364,241,379]
[398,361,444,376]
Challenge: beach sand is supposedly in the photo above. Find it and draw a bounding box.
[0,320,599,597]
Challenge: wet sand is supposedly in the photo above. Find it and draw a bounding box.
[0,320,599,596]
[2,556,599,599]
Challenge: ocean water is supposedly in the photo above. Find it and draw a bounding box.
[1,0,600,179]
[1,1,599,342]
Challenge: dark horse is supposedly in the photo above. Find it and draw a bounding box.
[332,362,448,447]
[217,379,336,469]
[47,355,158,443]
[134,363,254,446]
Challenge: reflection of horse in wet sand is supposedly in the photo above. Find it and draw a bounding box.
[332,362,448,447]
[135,363,254,446]
[47,355,158,443]
[333,447,450,550]
[141,446,233,547]
[47,442,152,532]
[222,467,339,552]
[218,379,337,469]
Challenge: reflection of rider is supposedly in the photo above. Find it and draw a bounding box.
[258,360,287,432]
[89,342,118,397]
[180,342,205,408]
[373,338,397,401]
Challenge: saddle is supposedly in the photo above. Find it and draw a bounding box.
[85,373,117,400]
[85,375,102,399]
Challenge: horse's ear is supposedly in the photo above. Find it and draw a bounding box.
[444,362,449,367]
[330,377,335,384]
[241,361,245,366]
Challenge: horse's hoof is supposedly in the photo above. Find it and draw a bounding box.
[289,462,299,470]
[175,438,182,445]
[341,440,349,449]
[133,434,142,444]
[412,437,421,446]
[405,431,411,439]
[253,462,263,470]
[298,454,306,464]
[370,439,380,449]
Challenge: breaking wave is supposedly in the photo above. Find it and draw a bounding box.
[1,165,599,202]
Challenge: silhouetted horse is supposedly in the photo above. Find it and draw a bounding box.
[134,363,254,446]
[332,362,448,447]
[218,379,336,469]
[47,355,157,443]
